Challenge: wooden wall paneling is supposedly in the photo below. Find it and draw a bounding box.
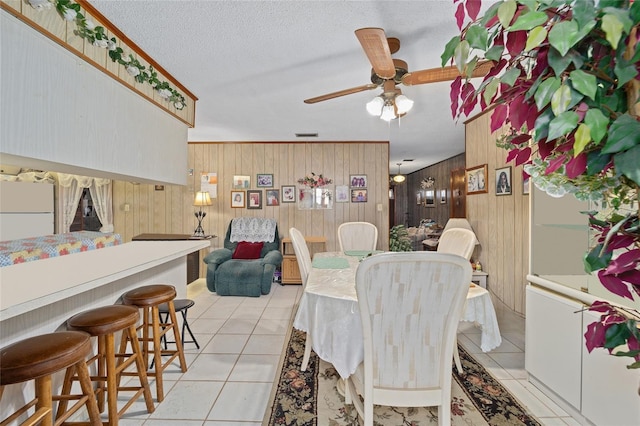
[292,143,308,234]
[81,8,108,67]
[125,181,134,238]
[104,28,120,76]
[348,144,360,221]
[2,0,20,13]
[322,143,336,247]
[65,7,84,53]
[464,111,528,315]
[21,3,66,41]
[171,184,184,233]
[333,144,346,236]
[309,143,324,240]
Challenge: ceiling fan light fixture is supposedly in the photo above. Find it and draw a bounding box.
[380,101,396,122]
[395,94,414,114]
[366,96,384,116]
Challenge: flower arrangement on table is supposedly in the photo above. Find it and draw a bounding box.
[27,0,186,110]
[297,173,333,189]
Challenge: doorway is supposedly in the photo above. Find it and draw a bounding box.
[450,167,466,218]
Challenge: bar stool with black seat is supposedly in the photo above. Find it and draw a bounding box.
[58,305,155,426]
[120,284,188,402]
[158,299,200,350]
[0,331,102,426]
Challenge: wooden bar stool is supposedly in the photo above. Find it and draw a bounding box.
[60,305,155,425]
[0,331,101,426]
[120,284,187,402]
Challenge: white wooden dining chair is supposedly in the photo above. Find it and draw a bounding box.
[288,227,314,371]
[436,227,478,372]
[437,228,477,261]
[345,252,472,426]
[337,221,378,252]
[289,227,311,286]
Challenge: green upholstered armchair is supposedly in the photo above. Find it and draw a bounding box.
[203,219,282,297]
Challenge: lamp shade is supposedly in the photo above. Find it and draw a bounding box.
[395,94,414,114]
[380,102,396,122]
[194,191,212,206]
[366,96,384,116]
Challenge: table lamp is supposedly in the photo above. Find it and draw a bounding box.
[193,191,212,237]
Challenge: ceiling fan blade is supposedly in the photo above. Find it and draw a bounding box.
[355,28,396,80]
[304,84,378,104]
[401,60,494,86]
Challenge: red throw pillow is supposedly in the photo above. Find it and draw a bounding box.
[232,241,264,259]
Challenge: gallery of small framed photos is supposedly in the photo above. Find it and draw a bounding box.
[228,173,370,209]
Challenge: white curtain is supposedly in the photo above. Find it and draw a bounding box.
[58,175,84,233]
[89,178,114,233]
[57,173,113,233]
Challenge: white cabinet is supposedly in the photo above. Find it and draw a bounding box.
[526,284,640,425]
[581,310,640,426]
[525,285,583,409]
[0,181,54,240]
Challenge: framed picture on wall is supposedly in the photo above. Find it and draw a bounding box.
[495,166,512,195]
[257,174,273,188]
[266,189,279,206]
[424,189,435,207]
[231,190,245,208]
[281,185,296,203]
[465,164,487,195]
[350,175,367,188]
[233,175,250,189]
[440,189,447,204]
[335,185,349,203]
[247,190,262,209]
[351,189,367,202]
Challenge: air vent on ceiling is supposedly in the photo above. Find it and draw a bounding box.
[295,133,318,138]
[402,159,415,162]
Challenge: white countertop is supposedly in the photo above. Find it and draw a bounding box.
[0,240,209,319]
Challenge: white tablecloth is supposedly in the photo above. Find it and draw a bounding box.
[293,252,502,378]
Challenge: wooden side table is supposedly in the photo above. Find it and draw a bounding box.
[281,236,327,285]
[132,233,215,283]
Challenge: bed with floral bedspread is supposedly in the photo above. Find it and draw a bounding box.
[0,231,122,267]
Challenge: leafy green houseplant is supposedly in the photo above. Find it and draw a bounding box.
[389,225,413,252]
[442,0,639,368]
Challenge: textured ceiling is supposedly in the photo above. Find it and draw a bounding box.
[90,0,489,174]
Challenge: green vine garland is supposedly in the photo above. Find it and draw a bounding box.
[28,0,186,110]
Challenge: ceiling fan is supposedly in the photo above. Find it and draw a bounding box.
[303,28,492,119]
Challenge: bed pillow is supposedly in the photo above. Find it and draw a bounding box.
[232,241,264,259]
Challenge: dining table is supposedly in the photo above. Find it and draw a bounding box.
[292,251,502,379]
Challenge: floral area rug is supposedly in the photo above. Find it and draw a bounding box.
[264,329,541,426]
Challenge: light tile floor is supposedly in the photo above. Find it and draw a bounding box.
[115,279,580,425]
